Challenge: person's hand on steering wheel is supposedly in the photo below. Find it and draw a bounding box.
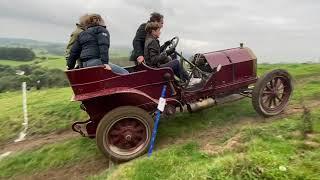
[163,40,171,47]
[166,48,176,55]
[164,36,179,56]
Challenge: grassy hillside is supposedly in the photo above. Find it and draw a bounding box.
[0,63,319,179]
[93,109,320,180]
[0,88,87,144]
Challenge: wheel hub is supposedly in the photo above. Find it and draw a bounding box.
[106,118,148,154]
[261,76,291,111]
[125,134,132,141]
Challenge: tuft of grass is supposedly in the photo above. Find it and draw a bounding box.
[299,106,313,137]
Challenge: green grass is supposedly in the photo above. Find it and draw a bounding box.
[0,57,66,70]
[0,88,87,144]
[0,63,318,145]
[91,108,320,180]
[36,56,66,70]
[257,63,320,78]
[0,138,99,178]
[0,63,319,179]
[0,59,33,66]
[0,55,133,70]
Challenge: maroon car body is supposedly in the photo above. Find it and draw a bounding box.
[65,45,292,161]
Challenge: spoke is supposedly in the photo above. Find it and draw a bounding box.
[266,83,273,91]
[131,138,140,146]
[134,126,145,132]
[129,140,137,148]
[113,123,121,130]
[272,79,276,89]
[275,78,281,89]
[263,95,271,104]
[111,136,121,145]
[268,97,273,107]
[272,97,277,107]
[118,141,128,149]
[279,92,287,96]
[269,81,274,89]
[275,94,282,102]
[135,133,145,139]
[110,129,122,136]
[124,119,130,126]
[132,120,139,127]
[263,90,273,96]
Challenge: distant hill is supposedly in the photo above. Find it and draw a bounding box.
[0,37,130,57]
[0,38,65,55]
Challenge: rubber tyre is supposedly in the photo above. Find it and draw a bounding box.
[252,69,293,117]
[96,106,154,162]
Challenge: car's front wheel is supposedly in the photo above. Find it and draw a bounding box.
[252,69,293,117]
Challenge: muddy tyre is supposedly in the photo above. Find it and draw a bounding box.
[252,69,293,117]
[96,106,153,162]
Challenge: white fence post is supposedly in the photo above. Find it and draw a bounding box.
[14,82,28,142]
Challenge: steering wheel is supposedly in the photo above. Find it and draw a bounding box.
[167,36,179,52]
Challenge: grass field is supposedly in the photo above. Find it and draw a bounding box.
[0,63,319,179]
[0,54,132,70]
[0,59,34,66]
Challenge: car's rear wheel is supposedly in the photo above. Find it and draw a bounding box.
[96,106,153,161]
[252,69,293,117]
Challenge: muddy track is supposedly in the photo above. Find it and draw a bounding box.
[0,130,78,154]
[157,99,320,150]
[2,96,319,155]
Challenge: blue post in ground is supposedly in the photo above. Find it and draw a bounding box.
[148,85,167,157]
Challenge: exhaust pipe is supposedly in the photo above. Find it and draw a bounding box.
[187,98,215,113]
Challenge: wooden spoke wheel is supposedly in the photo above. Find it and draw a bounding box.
[252,69,293,117]
[96,106,153,161]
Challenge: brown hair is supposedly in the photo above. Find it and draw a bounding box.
[149,12,163,22]
[145,22,161,34]
[77,14,89,28]
[84,14,105,29]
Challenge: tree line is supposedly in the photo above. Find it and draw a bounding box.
[0,47,36,61]
[0,64,68,93]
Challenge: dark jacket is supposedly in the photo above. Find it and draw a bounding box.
[130,23,147,61]
[67,25,110,69]
[144,35,170,67]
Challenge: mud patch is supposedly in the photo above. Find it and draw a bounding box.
[303,141,320,149]
[202,132,244,155]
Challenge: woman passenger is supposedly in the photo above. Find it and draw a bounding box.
[67,14,128,75]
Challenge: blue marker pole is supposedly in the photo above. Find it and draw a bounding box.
[148,85,167,157]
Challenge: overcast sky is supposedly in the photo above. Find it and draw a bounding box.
[0,0,319,62]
